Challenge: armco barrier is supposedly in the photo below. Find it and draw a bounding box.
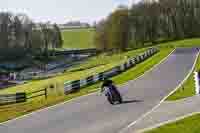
[54,48,98,56]
[0,88,47,106]
[0,93,26,105]
[64,47,159,94]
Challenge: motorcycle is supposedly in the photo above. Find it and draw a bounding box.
[104,87,123,105]
[101,79,123,105]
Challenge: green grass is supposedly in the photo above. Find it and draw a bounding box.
[159,38,200,47]
[166,52,200,101]
[0,48,173,122]
[69,47,148,72]
[61,28,95,49]
[144,113,200,133]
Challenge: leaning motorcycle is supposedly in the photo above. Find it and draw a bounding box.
[105,89,122,105]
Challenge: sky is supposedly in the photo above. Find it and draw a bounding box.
[0,0,139,24]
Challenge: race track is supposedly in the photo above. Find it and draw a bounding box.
[0,48,198,133]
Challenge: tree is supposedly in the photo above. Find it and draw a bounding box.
[40,23,53,57]
[94,6,130,51]
[52,23,63,49]
[94,19,109,51]
[0,11,64,60]
[128,0,200,47]
[12,15,23,48]
[0,12,12,50]
[108,6,130,51]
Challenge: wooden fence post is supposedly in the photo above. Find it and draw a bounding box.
[16,92,26,103]
[45,88,47,99]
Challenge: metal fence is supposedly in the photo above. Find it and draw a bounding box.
[0,88,47,105]
[0,93,26,105]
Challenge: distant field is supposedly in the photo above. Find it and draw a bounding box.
[61,28,95,49]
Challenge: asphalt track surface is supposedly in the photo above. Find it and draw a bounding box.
[0,48,198,133]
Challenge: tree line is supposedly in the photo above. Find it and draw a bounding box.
[0,12,63,60]
[95,0,200,51]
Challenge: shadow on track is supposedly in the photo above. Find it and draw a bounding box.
[113,99,143,105]
[122,100,143,104]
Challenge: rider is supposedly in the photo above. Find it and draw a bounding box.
[100,79,122,101]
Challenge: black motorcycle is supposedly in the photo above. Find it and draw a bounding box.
[105,89,122,105]
[101,79,123,105]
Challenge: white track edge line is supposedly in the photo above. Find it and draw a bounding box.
[119,49,199,133]
[0,48,174,125]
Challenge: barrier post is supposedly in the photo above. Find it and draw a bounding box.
[194,71,200,95]
[45,88,47,99]
[16,92,26,103]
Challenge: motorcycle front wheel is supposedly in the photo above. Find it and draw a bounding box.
[107,96,114,105]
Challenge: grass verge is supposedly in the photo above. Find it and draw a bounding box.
[144,113,200,133]
[0,48,173,123]
[68,47,148,72]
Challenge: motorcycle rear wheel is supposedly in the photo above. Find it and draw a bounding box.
[107,96,114,105]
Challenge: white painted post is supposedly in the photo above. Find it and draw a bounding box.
[126,60,131,68]
[13,72,16,80]
[140,55,144,61]
[194,72,200,95]
[120,64,125,71]
[80,79,87,86]
[64,82,72,94]
[93,75,100,82]
[131,59,135,65]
